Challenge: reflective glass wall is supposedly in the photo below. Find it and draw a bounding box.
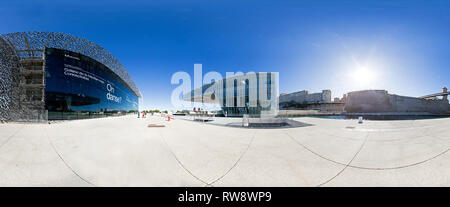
[44,48,139,120]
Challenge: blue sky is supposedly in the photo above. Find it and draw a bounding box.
[1,0,449,110]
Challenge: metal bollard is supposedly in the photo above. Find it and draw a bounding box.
[358,116,363,124]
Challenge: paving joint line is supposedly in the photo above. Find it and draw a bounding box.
[159,129,256,187]
[49,140,97,187]
[286,128,449,171]
[158,130,209,186]
[285,131,349,167]
[317,132,369,187]
[208,132,256,186]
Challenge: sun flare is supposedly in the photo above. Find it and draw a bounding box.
[350,67,377,88]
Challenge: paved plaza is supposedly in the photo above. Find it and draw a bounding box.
[0,115,449,186]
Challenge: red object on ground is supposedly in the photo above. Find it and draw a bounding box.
[168,116,171,121]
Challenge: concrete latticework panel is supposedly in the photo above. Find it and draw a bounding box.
[0,37,20,121]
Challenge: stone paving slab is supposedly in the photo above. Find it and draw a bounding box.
[0,115,449,186]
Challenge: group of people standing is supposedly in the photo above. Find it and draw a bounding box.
[138,111,148,118]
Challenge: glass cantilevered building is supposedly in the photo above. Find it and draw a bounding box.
[0,31,140,121]
[183,72,279,117]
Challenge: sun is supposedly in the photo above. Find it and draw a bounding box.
[350,67,377,88]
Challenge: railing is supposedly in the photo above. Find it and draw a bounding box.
[420,92,449,99]
[185,113,215,122]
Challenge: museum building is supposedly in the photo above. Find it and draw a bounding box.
[0,31,140,121]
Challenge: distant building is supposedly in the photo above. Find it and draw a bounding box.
[278,89,343,112]
[345,89,450,114]
[279,88,450,115]
[279,89,331,105]
[279,90,331,108]
[333,94,347,104]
